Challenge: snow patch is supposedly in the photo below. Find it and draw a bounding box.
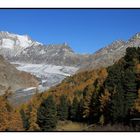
[1,39,15,49]
[39,49,46,54]
[22,87,37,92]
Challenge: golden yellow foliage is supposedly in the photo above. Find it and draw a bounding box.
[8,110,24,131]
[0,96,10,131]
[99,89,111,112]
[28,107,40,131]
[0,95,24,131]
[83,84,95,118]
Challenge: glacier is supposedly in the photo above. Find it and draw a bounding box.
[9,62,78,105]
[11,62,79,92]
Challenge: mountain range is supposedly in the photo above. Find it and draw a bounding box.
[1,31,140,70]
[0,31,140,104]
[0,31,87,66]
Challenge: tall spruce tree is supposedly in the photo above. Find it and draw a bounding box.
[89,92,99,124]
[110,89,125,123]
[124,68,137,119]
[57,95,68,120]
[70,97,78,121]
[77,99,84,122]
[37,95,57,131]
[105,63,125,123]
[123,48,138,120]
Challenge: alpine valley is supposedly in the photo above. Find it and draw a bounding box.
[0,31,140,131]
[0,31,140,104]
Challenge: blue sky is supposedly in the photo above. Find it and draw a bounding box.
[0,9,140,54]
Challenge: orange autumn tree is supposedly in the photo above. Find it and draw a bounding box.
[0,96,10,131]
[0,94,24,131]
[8,109,24,131]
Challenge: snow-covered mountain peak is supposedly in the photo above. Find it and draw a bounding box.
[0,31,42,49]
[0,31,42,57]
[0,31,82,66]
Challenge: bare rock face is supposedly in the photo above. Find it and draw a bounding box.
[79,40,127,71]
[12,43,87,66]
[0,55,39,95]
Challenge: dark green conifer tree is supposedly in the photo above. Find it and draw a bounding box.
[37,95,57,131]
[124,68,137,119]
[70,97,78,121]
[57,95,68,120]
[77,99,84,122]
[110,89,125,123]
[105,63,125,123]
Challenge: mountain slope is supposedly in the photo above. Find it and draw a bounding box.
[21,47,140,131]
[12,43,88,66]
[79,33,140,71]
[0,55,39,95]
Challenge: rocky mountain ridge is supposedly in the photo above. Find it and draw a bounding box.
[79,33,140,71]
[1,31,140,71]
[0,31,88,66]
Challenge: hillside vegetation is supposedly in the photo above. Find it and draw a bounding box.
[0,47,140,131]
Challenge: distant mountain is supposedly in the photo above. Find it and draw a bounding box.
[0,31,88,66]
[79,33,140,71]
[11,43,88,66]
[0,55,39,95]
[0,31,41,58]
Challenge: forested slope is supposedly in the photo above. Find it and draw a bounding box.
[17,47,140,131]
